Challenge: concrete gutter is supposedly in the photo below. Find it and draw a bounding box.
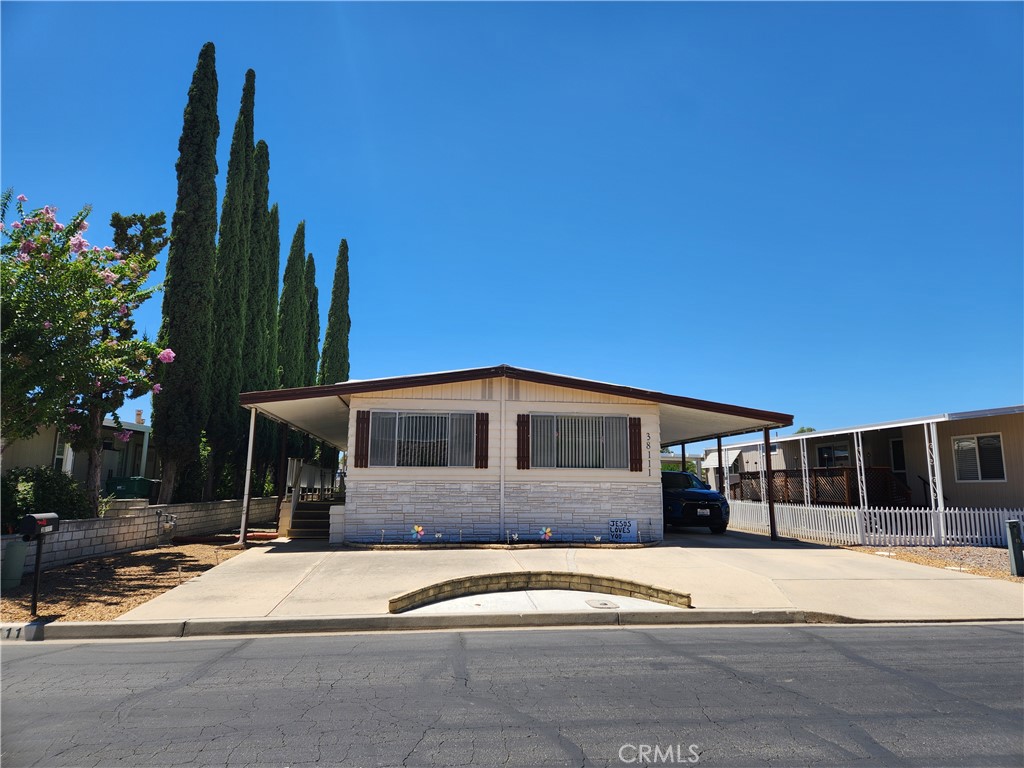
[6,610,1021,642]
[2,609,850,641]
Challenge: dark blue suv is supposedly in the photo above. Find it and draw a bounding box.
[662,471,730,534]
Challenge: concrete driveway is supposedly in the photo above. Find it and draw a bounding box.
[116,531,1024,624]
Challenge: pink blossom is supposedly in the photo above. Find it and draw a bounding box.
[158,348,176,364]
[11,221,21,230]
[23,217,37,225]
[43,321,52,329]
[16,194,27,202]
[118,376,129,384]
[100,269,116,285]
[20,241,35,254]
[70,234,88,253]
[78,220,89,232]
[68,424,81,431]
[53,222,64,232]
[152,383,163,394]
[92,246,101,252]
[37,235,50,245]
[0,222,4,231]
[118,304,129,315]
[66,407,77,413]
[17,254,30,263]
[115,430,133,443]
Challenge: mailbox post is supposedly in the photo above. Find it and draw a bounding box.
[20,513,59,617]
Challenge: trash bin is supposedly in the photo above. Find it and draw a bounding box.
[105,477,153,499]
[1006,520,1024,577]
[125,477,153,498]
[1,538,28,590]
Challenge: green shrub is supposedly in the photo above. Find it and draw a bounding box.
[1,466,93,534]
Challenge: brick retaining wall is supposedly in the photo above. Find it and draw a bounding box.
[1,497,278,575]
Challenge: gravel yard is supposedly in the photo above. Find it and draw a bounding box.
[844,545,1023,583]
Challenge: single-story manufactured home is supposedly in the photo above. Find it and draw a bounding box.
[702,406,1023,510]
[239,365,792,544]
[1,414,157,490]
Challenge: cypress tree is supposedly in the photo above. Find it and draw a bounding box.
[153,42,219,504]
[207,69,255,498]
[318,238,351,386]
[303,253,320,387]
[266,203,281,391]
[277,221,307,390]
[243,141,277,486]
[318,237,350,474]
[302,253,321,462]
[243,140,271,397]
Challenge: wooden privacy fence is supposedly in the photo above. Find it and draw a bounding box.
[728,500,1024,547]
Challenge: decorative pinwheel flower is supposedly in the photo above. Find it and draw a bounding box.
[540,527,552,541]
[411,525,424,539]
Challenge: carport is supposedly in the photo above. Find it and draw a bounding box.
[232,365,793,544]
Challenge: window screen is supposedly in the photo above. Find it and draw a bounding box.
[369,411,476,468]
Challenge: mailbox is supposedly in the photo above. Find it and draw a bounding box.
[20,513,60,540]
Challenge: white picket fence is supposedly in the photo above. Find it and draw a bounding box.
[729,500,1024,547]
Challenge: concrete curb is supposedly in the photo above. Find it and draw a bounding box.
[4,612,1020,642]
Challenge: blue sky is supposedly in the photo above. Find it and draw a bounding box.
[2,2,1021,450]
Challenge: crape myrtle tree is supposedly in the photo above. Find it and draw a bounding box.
[207,69,255,500]
[0,191,174,515]
[153,41,219,504]
[317,237,351,473]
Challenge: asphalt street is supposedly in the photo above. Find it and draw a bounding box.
[2,624,1022,768]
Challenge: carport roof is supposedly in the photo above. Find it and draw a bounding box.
[239,364,793,449]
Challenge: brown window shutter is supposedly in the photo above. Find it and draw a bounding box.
[354,410,370,468]
[628,417,643,472]
[516,414,530,469]
[475,412,489,469]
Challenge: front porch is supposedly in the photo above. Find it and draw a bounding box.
[735,467,914,507]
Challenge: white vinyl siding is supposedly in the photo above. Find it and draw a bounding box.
[530,414,629,469]
[952,433,1006,482]
[369,411,475,468]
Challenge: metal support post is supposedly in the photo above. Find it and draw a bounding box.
[800,438,810,505]
[234,407,258,548]
[854,431,868,509]
[764,428,778,541]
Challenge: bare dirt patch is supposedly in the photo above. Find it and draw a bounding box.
[844,545,1023,583]
[0,541,252,623]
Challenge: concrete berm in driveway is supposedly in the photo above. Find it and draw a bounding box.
[4,532,1022,640]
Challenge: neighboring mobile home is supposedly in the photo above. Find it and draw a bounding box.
[239,365,792,544]
[704,406,1023,510]
[1,416,157,490]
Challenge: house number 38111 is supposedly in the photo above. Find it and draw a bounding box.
[646,432,652,476]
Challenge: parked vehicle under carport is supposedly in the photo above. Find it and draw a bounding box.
[662,471,730,534]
